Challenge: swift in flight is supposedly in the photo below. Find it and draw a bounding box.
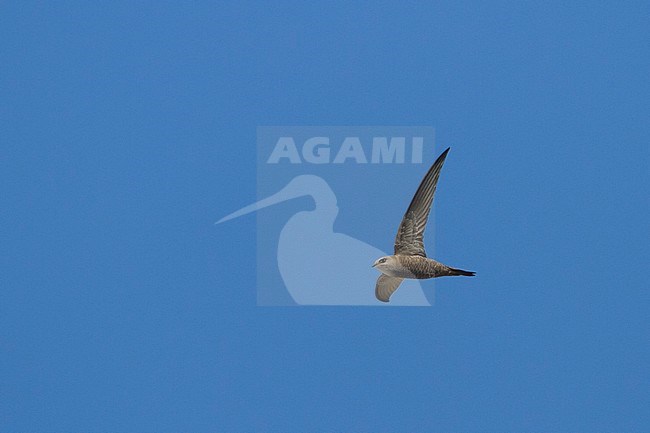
[372,148,475,302]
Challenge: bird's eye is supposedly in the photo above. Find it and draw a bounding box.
[380,258,387,263]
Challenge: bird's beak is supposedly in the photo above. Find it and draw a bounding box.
[216,181,303,224]
[371,263,377,268]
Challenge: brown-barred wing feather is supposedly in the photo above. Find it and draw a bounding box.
[394,148,450,257]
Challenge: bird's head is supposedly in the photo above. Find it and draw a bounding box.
[372,255,397,272]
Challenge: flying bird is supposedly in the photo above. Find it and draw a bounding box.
[372,147,475,302]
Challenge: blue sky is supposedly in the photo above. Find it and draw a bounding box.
[1,2,648,432]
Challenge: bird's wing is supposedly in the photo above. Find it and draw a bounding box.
[394,147,450,257]
[375,274,404,303]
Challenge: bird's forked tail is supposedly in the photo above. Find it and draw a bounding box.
[448,267,476,277]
